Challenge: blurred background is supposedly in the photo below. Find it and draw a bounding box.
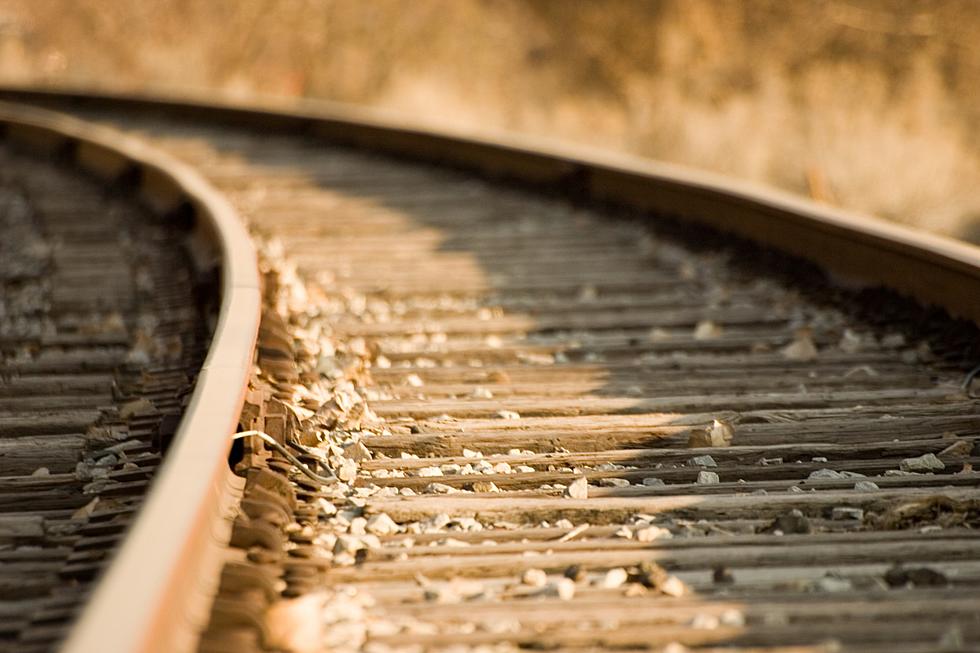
[1,0,978,242]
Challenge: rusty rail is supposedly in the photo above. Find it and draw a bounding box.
[0,102,261,653]
[0,87,978,653]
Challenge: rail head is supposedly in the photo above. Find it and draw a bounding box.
[1,85,976,325]
[0,102,261,653]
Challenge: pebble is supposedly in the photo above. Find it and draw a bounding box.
[424,483,457,494]
[336,458,358,482]
[598,477,630,487]
[417,466,443,477]
[474,460,494,474]
[634,525,672,542]
[348,516,367,535]
[813,574,853,592]
[690,613,720,630]
[405,374,424,387]
[838,329,863,353]
[901,453,945,472]
[333,535,364,555]
[614,526,634,539]
[31,467,50,477]
[496,410,521,420]
[521,568,547,587]
[659,575,687,597]
[365,513,398,536]
[720,609,745,627]
[343,441,372,462]
[808,468,843,480]
[693,320,722,340]
[696,471,720,485]
[762,509,810,534]
[546,578,576,600]
[831,507,864,520]
[854,480,879,492]
[708,419,735,447]
[688,455,717,468]
[641,477,665,487]
[448,517,483,532]
[471,481,500,493]
[781,328,818,361]
[564,476,588,499]
[600,568,629,589]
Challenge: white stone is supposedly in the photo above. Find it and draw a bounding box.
[343,441,372,462]
[424,482,456,494]
[808,468,843,480]
[347,516,366,535]
[659,575,687,597]
[564,476,588,499]
[546,578,576,600]
[696,471,720,484]
[900,453,945,472]
[688,455,717,468]
[600,568,629,589]
[634,525,673,542]
[471,481,500,493]
[522,568,547,587]
[365,513,398,536]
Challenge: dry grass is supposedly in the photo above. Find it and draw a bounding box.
[2,0,979,241]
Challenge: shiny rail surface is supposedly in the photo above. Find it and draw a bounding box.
[0,104,260,653]
[1,90,978,653]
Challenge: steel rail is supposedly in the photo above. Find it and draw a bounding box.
[0,86,978,325]
[0,102,261,653]
[1,86,978,652]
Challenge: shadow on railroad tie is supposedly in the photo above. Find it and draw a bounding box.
[120,105,980,474]
[115,109,980,651]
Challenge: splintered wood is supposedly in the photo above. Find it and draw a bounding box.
[86,112,980,653]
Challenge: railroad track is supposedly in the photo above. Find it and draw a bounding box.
[0,89,978,653]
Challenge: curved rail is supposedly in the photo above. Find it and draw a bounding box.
[1,87,978,652]
[0,86,978,325]
[0,103,261,653]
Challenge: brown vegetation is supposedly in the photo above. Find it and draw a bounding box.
[2,0,978,241]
